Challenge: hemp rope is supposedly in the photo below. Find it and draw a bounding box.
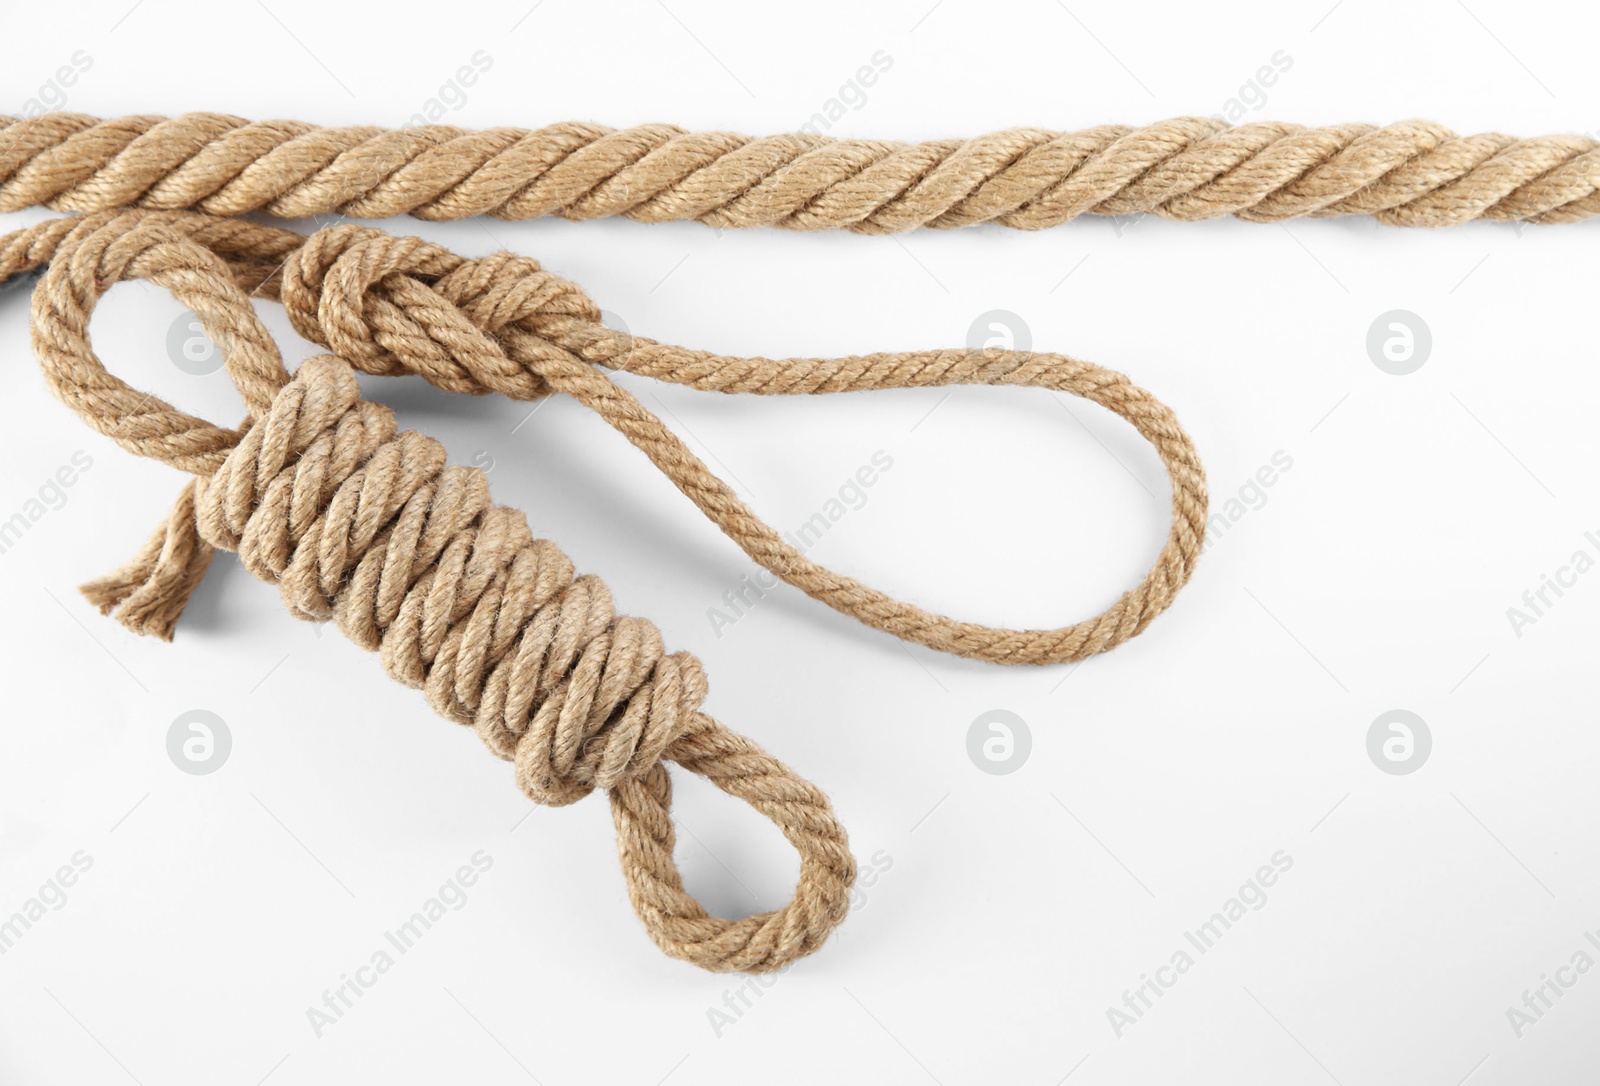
[3,113,1598,229]
[2,210,1207,664]
[3,208,1205,970]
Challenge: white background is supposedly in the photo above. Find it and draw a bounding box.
[1,1,1597,1083]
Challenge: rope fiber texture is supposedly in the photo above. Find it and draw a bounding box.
[2,209,1203,971]
[4,113,1599,230]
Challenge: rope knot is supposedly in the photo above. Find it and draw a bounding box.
[278,224,622,402]
[14,205,1211,972]
[26,211,854,969]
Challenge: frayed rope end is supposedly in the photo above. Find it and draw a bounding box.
[78,480,215,642]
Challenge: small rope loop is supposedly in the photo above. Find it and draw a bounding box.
[24,211,300,638]
[24,216,854,973]
[30,211,286,473]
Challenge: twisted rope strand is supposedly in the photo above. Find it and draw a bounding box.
[0,209,1206,666]
[2,113,1598,230]
[4,205,1207,971]
[4,104,1586,974]
[26,215,853,973]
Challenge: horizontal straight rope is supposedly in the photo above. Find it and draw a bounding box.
[1,113,1597,230]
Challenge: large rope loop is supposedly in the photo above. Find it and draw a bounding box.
[284,220,1206,666]
[7,210,1209,663]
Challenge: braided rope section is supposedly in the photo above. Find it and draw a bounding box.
[26,214,854,973]
[2,113,1598,229]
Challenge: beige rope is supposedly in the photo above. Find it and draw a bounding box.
[2,113,1597,229]
[5,207,1204,971]
[4,104,1590,972]
[2,209,1207,666]
[24,212,854,973]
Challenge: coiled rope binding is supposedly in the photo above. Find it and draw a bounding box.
[6,208,1205,970]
